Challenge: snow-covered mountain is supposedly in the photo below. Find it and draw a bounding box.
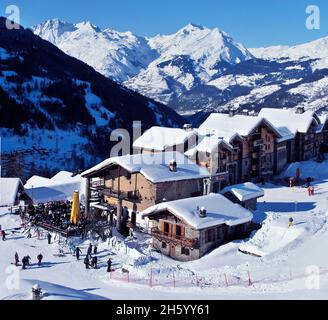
[33,19,328,117]
[0,17,184,179]
[125,24,254,105]
[249,36,328,64]
[33,19,158,83]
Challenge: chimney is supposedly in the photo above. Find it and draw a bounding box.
[169,160,177,172]
[198,206,207,218]
[296,106,305,114]
[183,123,193,131]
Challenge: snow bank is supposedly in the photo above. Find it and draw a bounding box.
[280,159,328,180]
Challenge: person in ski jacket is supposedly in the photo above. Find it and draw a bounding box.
[75,247,82,260]
[1,229,6,241]
[37,254,43,266]
[87,244,92,258]
[84,256,90,269]
[93,245,98,255]
[311,186,315,196]
[91,256,98,269]
[22,256,28,269]
[47,233,52,244]
[107,259,112,273]
[14,252,19,266]
[306,177,312,188]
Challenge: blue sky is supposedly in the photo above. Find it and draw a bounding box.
[0,0,327,47]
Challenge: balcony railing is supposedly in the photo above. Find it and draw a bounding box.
[253,139,264,147]
[151,228,199,248]
[100,188,141,202]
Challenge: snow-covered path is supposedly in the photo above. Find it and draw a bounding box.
[1,160,328,300]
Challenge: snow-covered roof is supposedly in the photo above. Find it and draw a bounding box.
[25,175,51,189]
[133,126,197,151]
[141,193,253,230]
[198,113,281,143]
[221,182,264,202]
[24,172,86,204]
[185,133,233,157]
[0,178,24,206]
[82,151,210,183]
[258,108,318,136]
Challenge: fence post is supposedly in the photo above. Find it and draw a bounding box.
[149,269,153,288]
[195,275,199,287]
[224,273,229,287]
[248,271,253,286]
[127,272,130,283]
[173,272,176,288]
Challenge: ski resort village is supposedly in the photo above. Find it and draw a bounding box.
[1,106,328,300]
[2,8,328,302]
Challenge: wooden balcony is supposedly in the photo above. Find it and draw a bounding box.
[151,228,199,248]
[100,188,141,203]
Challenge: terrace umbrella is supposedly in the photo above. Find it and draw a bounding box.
[70,191,80,225]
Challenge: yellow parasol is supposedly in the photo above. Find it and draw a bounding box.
[70,191,80,225]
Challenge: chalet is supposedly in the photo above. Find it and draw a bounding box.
[319,115,328,151]
[81,152,210,229]
[133,125,198,155]
[0,178,33,207]
[192,113,282,185]
[141,193,253,261]
[259,107,321,162]
[221,182,264,211]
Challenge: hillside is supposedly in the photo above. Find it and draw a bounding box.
[0,17,184,179]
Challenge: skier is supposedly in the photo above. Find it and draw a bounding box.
[26,255,31,266]
[22,256,28,270]
[84,256,90,269]
[36,228,40,240]
[37,254,43,266]
[75,247,82,261]
[1,229,6,241]
[87,244,93,259]
[47,232,52,244]
[107,258,112,273]
[93,245,98,255]
[91,256,98,269]
[288,217,294,228]
[14,252,19,266]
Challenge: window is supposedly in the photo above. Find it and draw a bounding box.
[164,222,170,236]
[162,242,167,249]
[181,247,190,256]
[205,229,215,243]
[176,225,182,239]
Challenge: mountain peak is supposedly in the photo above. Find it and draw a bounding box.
[179,23,207,33]
[33,18,76,44]
[75,21,101,32]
